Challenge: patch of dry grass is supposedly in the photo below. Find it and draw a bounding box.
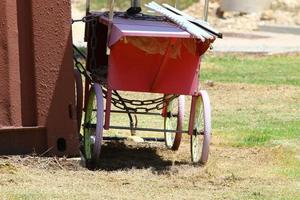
[2,54,300,199]
[2,81,299,199]
[0,140,299,200]
[1,82,298,199]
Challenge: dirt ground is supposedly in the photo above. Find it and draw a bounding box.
[0,139,299,199]
[0,83,299,199]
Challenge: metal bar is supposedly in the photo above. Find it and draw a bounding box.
[108,110,162,116]
[106,0,115,55]
[175,0,179,8]
[104,88,112,130]
[86,0,91,15]
[108,0,115,21]
[131,0,141,7]
[84,0,91,42]
[109,126,189,133]
[204,0,210,21]
[103,136,165,142]
[85,124,189,133]
[188,95,197,135]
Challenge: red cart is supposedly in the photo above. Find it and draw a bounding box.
[73,2,219,168]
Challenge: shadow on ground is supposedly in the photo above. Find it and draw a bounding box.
[94,142,188,172]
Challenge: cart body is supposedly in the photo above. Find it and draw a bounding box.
[89,15,212,95]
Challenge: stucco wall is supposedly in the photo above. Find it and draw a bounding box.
[0,0,22,127]
[0,0,79,156]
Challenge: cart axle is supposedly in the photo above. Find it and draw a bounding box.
[109,126,189,133]
[103,136,165,142]
[106,110,162,116]
[84,123,189,134]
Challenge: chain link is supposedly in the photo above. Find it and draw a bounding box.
[73,45,93,81]
[102,88,178,113]
[72,14,101,24]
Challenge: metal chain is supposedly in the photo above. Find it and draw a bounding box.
[110,94,177,113]
[72,14,101,24]
[73,45,93,81]
[102,88,178,113]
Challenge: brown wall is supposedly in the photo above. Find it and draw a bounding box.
[17,0,37,127]
[0,0,79,156]
[0,0,22,127]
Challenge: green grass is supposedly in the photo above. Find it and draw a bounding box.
[202,55,300,86]
[214,115,300,146]
[200,54,300,180]
[200,54,300,147]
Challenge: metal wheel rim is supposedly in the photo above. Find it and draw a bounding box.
[83,83,104,165]
[164,98,177,148]
[164,95,184,150]
[191,90,211,164]
[74,68,83,133]
[191,96,204,162]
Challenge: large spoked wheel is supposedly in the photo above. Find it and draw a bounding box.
[83,83,104,168]
[190,90,211,164]
[74,68,83,132]
[164,95,185,151]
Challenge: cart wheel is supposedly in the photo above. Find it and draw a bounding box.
[83,83,104,168]
[190,90,211,164]
[74,68,83,132]
[164,95,185,150]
